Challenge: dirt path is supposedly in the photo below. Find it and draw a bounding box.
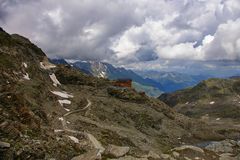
[64,99,91,117]
[58,99,105,155]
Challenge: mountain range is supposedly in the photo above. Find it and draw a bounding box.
[51,59,214,95]
[51,59,164,97]
[1,27,240,159]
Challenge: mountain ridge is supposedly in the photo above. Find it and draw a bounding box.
[51,59,164,97]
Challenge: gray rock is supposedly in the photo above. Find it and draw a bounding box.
[219,153,236,160]
[237,141,240,147]
[71,149,101,160]
[0,141,10,148]
[172,151,180,158]
[160,154,171,159]
[173,145,204,153]
[147,151,161,159]
[205,140,234,153]
[104,144,130,158]
[108,156,148,160]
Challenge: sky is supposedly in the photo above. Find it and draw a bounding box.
[0,0,240,69]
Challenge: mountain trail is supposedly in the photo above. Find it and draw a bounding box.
[57,98,105,155]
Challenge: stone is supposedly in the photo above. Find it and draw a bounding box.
[172,151,180,158]
[147,151,161,159]
[237,141,240,147]
[205,140,234,153]
[173,145,204,153]
[71,149,100,160]
[104,144,130,158]
[219,153,235,160]
[108,156,148,160]
[0,141,10,148]
[161,154,171,159]
[184,157,191,160]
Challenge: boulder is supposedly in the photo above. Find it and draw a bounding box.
[108,156,148,160]
[71,149,101,160]
[173,145,204,153]
[172,151,180,158]
[205,140,234,153]
[147,151,161,159]
[0,141,10,148]
[237,141,240,147]
[219,153,235,160]
[104,144,130,158]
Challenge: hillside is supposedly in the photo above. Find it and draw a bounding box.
[159,78,240,121]
[1,28,240,160]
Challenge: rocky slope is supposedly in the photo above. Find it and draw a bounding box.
[1,28,240,160]
[158,78,240,119]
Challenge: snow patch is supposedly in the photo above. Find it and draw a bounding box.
[216,118,221,121]
[58,99,71,106]
[210,101,215,105]
[22,62,28,68]
[68,136,79,143]
[51,91,74,98]
[23,73,30,80]
[40,62,56,70]
[98,71,107,78]
[49,73,61,86]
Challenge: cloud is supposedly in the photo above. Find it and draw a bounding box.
[0,0,240,67]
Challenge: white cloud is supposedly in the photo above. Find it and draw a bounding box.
[204,18,240,60]
[0,0,240,66]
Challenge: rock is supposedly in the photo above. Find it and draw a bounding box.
[160,154,171,159]
[229,140,237,146]
[237,141,240,147]
[0,141,10,148]
[219,153,235,160]
[172,151,180,158]
[147,151,161,159]
[104,144,130,158]
[184,157,191,160]
[173,145,204,153]
[71,149,101,160]
[108,156,148,160]
[205,140,234,153]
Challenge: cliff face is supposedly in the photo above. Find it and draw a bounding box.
[0,28,240,160]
